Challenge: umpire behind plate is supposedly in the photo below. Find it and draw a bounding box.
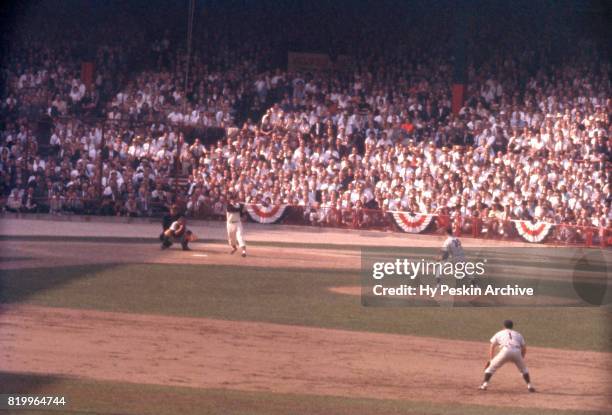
[159,204,180,242]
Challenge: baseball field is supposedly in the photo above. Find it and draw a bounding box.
[0,217,610,415]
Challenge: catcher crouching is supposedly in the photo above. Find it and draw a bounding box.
[161,216,196,251]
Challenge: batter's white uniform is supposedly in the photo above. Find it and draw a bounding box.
[485,329,529,375]
[226,203,245,248]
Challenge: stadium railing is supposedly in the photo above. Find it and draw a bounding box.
[3,198,609,248]
[233,205,609,248]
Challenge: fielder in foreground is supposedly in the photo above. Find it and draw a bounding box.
[480,320,536,392]
[226,195,247,257]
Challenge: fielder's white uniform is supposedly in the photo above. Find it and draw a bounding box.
[442,236,466,261]
[226,203,245,248]
[435,235,469,306]
[485,329,529,375]
[436,236,466,283]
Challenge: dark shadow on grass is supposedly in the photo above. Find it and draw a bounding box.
[0,371,67,394]
[0,372,127,414]
[0,263,121,306]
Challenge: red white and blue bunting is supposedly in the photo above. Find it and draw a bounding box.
[391,212,434,233]
[514,220,553,243]
[245,204,287,224]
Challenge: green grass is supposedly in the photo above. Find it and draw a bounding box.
[1,263,609,351]
[0,372,605,415]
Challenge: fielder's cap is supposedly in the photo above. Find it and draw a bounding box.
[503,320,514,329]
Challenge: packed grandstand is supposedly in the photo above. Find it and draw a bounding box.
[1,1,609,246]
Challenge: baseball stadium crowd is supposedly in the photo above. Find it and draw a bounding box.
[0,2,609,242]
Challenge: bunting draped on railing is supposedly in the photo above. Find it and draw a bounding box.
[220,203,602,247]
[391,212,434,233]
[514,220,553,243]
[245,204,287,224]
